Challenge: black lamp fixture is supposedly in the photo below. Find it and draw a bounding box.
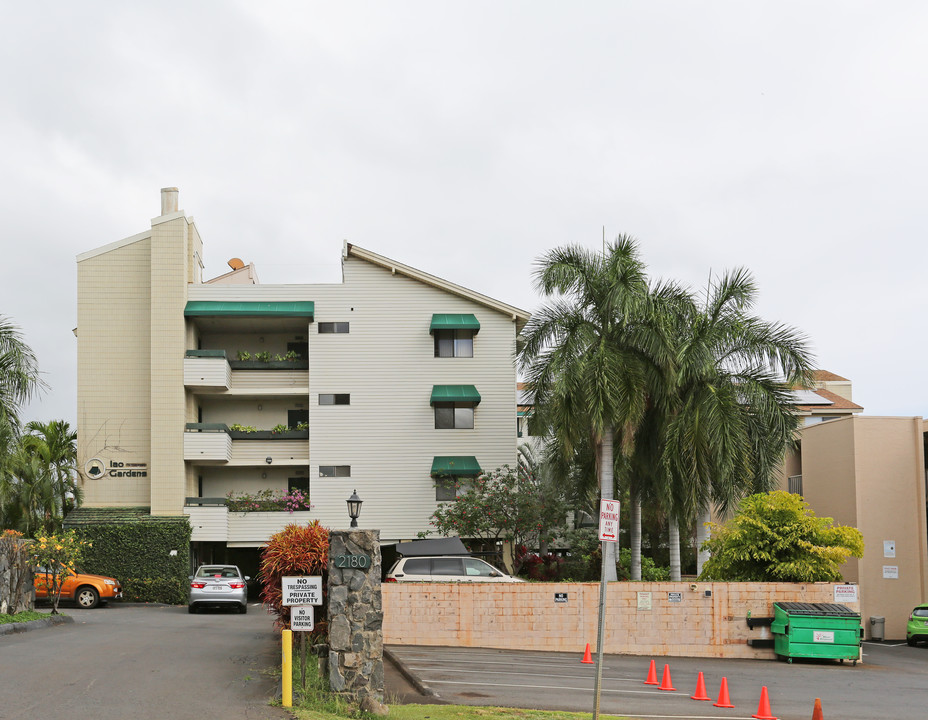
[265,457,272,465]
[347,489,362,528]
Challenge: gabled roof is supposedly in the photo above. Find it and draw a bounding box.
[812,370,850,382]
[345,243,530,332]
[795,387,863,413]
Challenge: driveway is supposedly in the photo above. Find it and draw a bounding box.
[387,641,928,719]
[0,603,290,720]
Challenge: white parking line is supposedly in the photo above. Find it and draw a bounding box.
[408,665,644,684]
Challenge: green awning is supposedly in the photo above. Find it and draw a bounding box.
[430,456,482,477]
[429,313,480,333]
[184,301,314,319]
[430,385,481,405]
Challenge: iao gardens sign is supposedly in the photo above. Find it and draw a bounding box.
[85,458,148,479]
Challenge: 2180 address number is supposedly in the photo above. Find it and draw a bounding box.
[333,553,371,570]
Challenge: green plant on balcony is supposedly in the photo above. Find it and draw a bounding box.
[229,424,258,433]
[254,351,272,362]
[226,488,312,513]
[270,423,289,434]
[284,350,300,361]
[295,421,308,431]
[236,350,251,361]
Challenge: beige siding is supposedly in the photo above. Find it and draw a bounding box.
[228,370,308,393]
[183,432,232,463]
[184,506,229,541]
[229,439,308,466]
[227,511,315,546]
[183,357,231,389]
[77,237,153,507]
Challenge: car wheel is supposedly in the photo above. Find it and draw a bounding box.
[239,603,248,614]
[75,586,99,609]
[907,636,916,647]
[188,604,197,614]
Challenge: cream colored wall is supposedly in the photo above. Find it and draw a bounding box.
[800,415,928,638]
[199,398,302,429]
[77,237,152,506]
[384,582,860,659]
[199,466,300,497]
[149,214,192,515]
[851,417,928,638]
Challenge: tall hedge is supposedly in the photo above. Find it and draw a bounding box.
[72,519,192,604]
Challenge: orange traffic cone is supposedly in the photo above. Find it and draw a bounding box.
[643,659,658,685]
[812,698,824,720]
[713,677,734,708]
[690,671,711,701]
[658,663,676,691]
[581,643,594,664]
[751,686,777,720]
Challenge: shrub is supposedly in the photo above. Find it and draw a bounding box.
[72,519,191,604]
[226,488,312,513]
[258,522,329,637]
[236,350,251,361]
[520,552,565,581]
[254,351,271,362]
[229,424,258,433]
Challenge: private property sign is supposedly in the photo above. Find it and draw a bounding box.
[599,499,620,542]
[281,576,323,606]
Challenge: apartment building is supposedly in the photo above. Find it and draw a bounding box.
[75,188,529,566]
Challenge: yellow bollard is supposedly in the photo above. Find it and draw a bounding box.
[282,629,293,707]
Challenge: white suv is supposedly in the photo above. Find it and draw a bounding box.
[385,556,523,582]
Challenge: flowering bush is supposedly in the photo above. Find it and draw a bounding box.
[31,530,91,614]
[226,488,312,513]
[519,551,565,581]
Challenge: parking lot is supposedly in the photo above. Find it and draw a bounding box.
[388,641,928,719]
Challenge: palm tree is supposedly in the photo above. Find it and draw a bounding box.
[0,316,45,428]
[23,420,81,519]
[642,269,814,579]
[518,238,669,581]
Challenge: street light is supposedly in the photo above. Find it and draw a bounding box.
[347,490,362,528]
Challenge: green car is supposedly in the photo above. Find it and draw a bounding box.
[906,603,928,646]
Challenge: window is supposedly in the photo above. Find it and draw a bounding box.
[463,558,497,577]
[319,394,350,405]
[318,322,349,334]
[403,558,430,575]
[433,330,474,358]
[434,402,475,429]
[288,476,309,494]
[430,558,464,576]
[288,409,309,429]
[319,465,351,477]
[435,476,471,500]
[788,475,803,496]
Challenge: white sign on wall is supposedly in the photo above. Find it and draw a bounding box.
[882,565,899,579]
[637,591,652,610]
[282,576,323,606]
[290,605,315,631]
[883,540,896,558]
[834,584,859,603]
[599,499,620,542]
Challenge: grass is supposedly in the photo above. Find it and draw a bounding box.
[0,610,57,625]
[284,645,629,720]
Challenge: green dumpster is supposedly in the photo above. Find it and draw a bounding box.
[771,602,862,664]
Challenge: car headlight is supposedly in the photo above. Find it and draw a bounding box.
[104,579,116,585]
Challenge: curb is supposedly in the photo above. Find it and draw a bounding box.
[384,647,440,699]
[0,614,75,636]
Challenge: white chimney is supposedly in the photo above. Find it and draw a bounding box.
[160,187,179,215]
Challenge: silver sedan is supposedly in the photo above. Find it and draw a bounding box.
[188,565,249,614]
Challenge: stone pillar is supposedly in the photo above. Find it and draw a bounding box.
[327,530,385,709]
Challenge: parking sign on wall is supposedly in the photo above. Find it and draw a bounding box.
[599,499,620,542]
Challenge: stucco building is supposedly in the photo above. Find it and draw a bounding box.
[74,188,528,568]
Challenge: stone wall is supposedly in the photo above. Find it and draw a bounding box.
[0,535,34,615]
[327,530,384,703]
[383,581,861,659]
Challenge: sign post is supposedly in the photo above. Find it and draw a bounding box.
[593,499,620,720]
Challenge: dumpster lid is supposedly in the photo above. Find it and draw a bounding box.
[774,602,860,618]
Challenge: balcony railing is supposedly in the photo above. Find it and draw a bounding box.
[183,503,314,544]
[184,424,309,466]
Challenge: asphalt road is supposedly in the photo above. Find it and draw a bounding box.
[0,603,290,720]
[387,641,928,720]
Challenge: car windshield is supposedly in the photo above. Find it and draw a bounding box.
[197,567,239,578]
[913,608,928,618]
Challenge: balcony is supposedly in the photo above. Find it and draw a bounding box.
[184,350,231,390]
[184,424,309,467]
[183,425,232,464]
[184,350,308,397]
[184,501,314,546]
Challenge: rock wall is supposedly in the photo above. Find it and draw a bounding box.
[0,535,34,615]
[327,530,384,703]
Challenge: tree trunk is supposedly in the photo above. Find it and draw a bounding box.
[601,429,618,582]
[696,509,711,576]
[668,517,681,582]
[630,496,642,581]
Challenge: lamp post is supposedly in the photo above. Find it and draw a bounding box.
[347,490,362,528]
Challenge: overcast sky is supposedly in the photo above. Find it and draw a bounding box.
[2,1,926,424]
